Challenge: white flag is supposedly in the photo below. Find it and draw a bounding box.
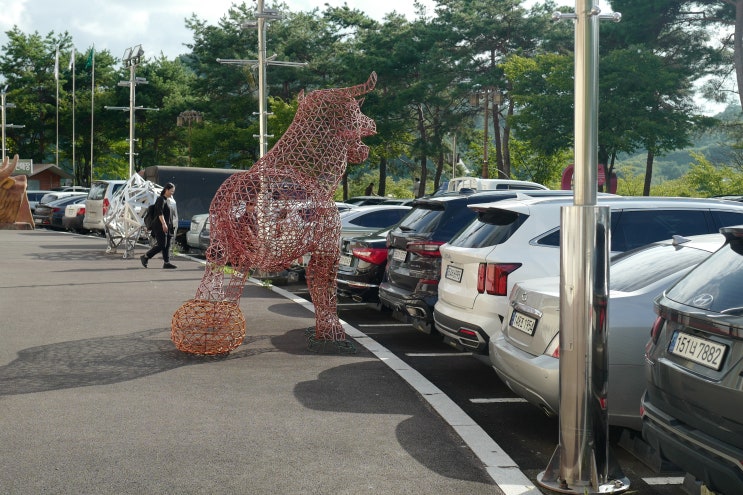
[54,46,59,80]
[68,47,75,71]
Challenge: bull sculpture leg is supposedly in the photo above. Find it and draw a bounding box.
[171,73,377,355]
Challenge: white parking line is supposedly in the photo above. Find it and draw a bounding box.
[267,283,542,495]
[406,352,474,357]
[642,477,684,485]
[470,398,528,404]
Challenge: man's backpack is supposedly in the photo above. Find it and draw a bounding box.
[143,204,157,230]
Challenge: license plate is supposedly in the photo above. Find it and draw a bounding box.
[669,331,727,371]
[444,265,463,283]
[339,254,352,266]
[510,311,537,336]
[392,249,406,262]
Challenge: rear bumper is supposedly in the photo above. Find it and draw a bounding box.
[488,333,559,416]
[642,396,743,495]
[378,283,436,333]
[433,307,488,353]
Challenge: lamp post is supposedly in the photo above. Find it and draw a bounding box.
[1,85,25,162]
[177,110,203,166]
[105,45,158,178]
[217,0,306,158]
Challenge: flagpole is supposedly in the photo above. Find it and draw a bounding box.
[89,46,95,185]
[70,47,76,187]
[55,45,59,168]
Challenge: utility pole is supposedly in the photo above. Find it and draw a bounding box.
[217,0,306,158]
[105,45,159,177]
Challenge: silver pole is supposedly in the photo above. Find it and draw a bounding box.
[1,90,6,162]
[257,0,267,158]
[537,1,627,492]
[128,64,135,178]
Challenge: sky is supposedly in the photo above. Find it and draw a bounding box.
[0,0,579,60]
[0,0,723,114]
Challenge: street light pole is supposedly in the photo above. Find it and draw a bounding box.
[1,85,24,162]
[105,45,158,178]
[217,2,306,159]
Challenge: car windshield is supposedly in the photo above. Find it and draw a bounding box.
[665,236,743,313]
[611,243,712,292]
[447,209,525,248]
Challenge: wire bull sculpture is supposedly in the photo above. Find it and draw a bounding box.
[172,72,377,355]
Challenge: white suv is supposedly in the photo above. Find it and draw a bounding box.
[434,196,743,354]
[83,180,127,232]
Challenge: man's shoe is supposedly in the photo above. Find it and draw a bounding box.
[163,263,177,269]
[140,255,148,268]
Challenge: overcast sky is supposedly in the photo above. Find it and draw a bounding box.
[0,0,443,60]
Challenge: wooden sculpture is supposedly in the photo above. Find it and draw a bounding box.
[0,155,34,229]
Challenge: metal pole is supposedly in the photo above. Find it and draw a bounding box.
[1,90,6,162]
[482,88,489,179]
[537,1,627,493]
[257,0,267,158]
[128,64,135,178]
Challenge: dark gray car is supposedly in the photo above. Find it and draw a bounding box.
[642,225,743,495]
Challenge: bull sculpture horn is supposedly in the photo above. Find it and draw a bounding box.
[343,72,377,98]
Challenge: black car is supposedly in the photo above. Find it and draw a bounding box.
[642,225,743,495]
[337,228,391,304]
[33,195,87,229]
[378,190,577,334]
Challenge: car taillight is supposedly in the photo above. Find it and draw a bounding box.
[649,315,664,345]
[103,198,110,215]
[352,247,388,265]
[78,207,85,215]
[477,262,522,296]
[52,207,62,212]
[406,241,445,257]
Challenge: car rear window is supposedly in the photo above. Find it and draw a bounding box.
[397,204,445,235]
[611,243,712,292]
[447,209,526,248]
[88,182,108,201]
[665,237,743,313]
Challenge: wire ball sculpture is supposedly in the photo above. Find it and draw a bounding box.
[171,72,377,355]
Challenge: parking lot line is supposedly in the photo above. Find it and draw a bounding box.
[470,398,528,404]
[405,352,474,357]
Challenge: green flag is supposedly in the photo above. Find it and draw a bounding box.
[84,48,94,70]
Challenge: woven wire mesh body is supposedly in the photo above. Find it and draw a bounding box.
[0,155,33,229]
[171,73,377,355]
[104,174,162,259]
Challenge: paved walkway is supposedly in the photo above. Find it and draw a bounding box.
[0,230,539,495]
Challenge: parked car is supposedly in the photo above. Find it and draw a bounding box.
[378,190,577,334]
[337,229,390,304]
[335,202,358,213]
[339,204,411,243]
[33,195,87,229]
[62,199,87,233]
[434,195,743,354]
[446,177,548,193]
[26,190,53,213]
[345,196,389,206]
[642,225,743,495]
[380,198,414,206]
[83,180,127,233]
[490,233,724,431]
[186,213,210,254]
[38,191,87,206]
[52,186,90,193]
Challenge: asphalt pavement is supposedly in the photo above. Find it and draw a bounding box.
[0,229,539,495]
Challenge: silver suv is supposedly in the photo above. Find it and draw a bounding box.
[434,196,743,354]
[642,225,743,495]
